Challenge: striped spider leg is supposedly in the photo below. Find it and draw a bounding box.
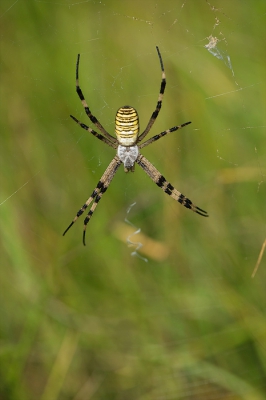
[63,156,122,245]
[70,115,117,149]
[137,46,166,143]
[74,53,117,146]
[64,46,208,245]
[139,121,192,149]
[136,155,208,217]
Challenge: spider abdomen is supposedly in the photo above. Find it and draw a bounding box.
[115,106,139,146]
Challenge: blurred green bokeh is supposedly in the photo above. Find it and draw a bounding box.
[0,1,265,399]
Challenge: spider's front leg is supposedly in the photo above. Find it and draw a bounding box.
[136,154,208,217]
[63,156,122,245]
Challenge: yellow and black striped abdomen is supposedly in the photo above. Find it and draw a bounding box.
[115,106,139,146]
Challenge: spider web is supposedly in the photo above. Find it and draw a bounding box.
[0,1,266,399]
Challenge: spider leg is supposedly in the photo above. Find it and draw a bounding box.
[75,54,117,145]
[70,115,117,149]
[139,121,191,149]
[137,46,166,143]
[63,156,122,245]
[136,154,208,217]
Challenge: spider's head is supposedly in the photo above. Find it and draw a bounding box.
[115,106,139,146]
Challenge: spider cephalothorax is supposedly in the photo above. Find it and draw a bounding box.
[63,47,208,245]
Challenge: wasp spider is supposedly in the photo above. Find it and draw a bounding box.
[63,47,208,245]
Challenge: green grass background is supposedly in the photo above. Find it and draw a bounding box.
[0,1,266,399]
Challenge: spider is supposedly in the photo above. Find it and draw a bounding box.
[63,46,209,245]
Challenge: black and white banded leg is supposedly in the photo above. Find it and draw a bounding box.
[136,154,208,217]
[63,156,122,245]
[70,115,117,148]
[139,121,191,149]
[137,46,166,142]
[75,54,117,145]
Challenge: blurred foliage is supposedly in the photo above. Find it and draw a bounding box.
[0,0,266,399]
